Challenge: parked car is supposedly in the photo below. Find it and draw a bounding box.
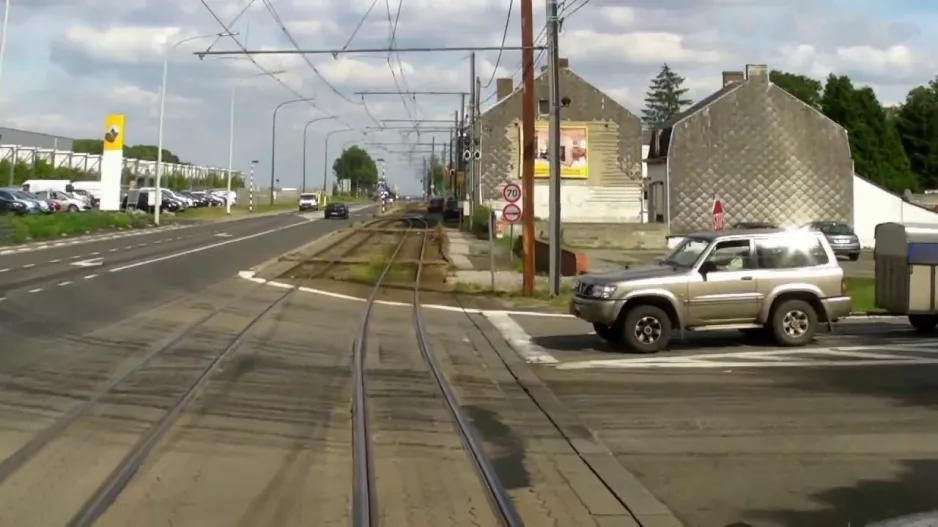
[731,221,777,229]
[427,197,445,213]
[0,190,28,215]
[570,228,851,353]
[9,189,51,213]
[298,193,319,212]
[802,220,861,261]
[33,190,88,212]
[324,202,349,219]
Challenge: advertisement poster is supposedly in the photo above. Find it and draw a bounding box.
[529,124,588,179]
[103,114,125,151]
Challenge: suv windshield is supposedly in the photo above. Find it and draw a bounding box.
[662,237,711,267]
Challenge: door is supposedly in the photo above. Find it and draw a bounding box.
[686,239,759,324]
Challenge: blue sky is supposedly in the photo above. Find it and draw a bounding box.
[2,0,936,195]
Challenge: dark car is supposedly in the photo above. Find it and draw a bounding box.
[427,197,445,214]
[731,221,777,229]
[324,202,349,219]
[0,191,28,215]
[443,197,461,222]
[803,221,860,260]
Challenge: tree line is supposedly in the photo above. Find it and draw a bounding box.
[332,145,379,193]
[642,64,937,193]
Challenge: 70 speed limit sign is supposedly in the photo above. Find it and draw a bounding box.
[502,183,521,203]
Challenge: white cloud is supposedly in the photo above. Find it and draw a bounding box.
[563,30,725,65]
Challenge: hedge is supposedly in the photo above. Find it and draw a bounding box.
[0,211,156,244]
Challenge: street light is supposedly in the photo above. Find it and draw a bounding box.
[207,56,286,215]
[302,116,337,193]
[0,0,11,113]
[322,128,355,197]
[154,31,236,225]
[270,97,316,205]
[226,68,286,215]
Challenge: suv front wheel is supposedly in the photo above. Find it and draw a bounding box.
[593,323,620,343]
[770,299,818,346]
[620,305,672,354]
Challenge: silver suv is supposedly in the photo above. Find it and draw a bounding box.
[570,229,852,353]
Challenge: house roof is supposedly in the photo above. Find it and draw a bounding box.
[647,82,745,159]
[480,68,548,117]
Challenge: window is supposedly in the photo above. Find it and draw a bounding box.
[703,240,754,272]
[755,235,829,269]
[538,99,548,115]
[662,237,711,267]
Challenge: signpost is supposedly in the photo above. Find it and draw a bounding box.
[712,198,724,231]
[502,203,521,223]
[502,182,521,203]
[503,183,522,262]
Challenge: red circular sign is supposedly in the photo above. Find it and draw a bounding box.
[502,203,522,223]
[502,183,521,203]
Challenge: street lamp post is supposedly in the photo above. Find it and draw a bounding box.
[302,116,337,193]
[0,0,11,113]
[154,31,234,225]
[270,97,315,205]
[322,128,355,197]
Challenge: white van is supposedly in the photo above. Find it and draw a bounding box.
[22,179,73,193]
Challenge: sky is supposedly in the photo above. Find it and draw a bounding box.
[2,0,936,195]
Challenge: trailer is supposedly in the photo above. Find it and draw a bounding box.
[874,222,938,332]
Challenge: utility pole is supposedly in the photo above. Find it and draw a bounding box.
[520,0,536,296]
[430,136,436,195]
[468,52,476,220]
[475,75,482,212]
[422,157,429,198]
[452,110,459,198]
[546,0,562,296]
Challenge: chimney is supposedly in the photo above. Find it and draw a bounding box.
[496,78,513,101]
[745,64,768,83]
[722,71,745,87]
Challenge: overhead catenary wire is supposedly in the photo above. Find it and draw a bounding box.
[482,0,514,90]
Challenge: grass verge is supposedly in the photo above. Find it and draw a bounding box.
[0,211,155,244]
[182,202,297,220]
[346,253,412,284]
[846,276,876,312]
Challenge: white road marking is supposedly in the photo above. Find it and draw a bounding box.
[22,264,34,268]
[84,274,97,279]
[109,220,312,273]
[49,259,61,263]
[215,233,232,237]
[71,258,104,268]
[483,311,559,364]
[153,240,161,244]
[108,248,117,252]
[70,255,80,259]
[28,288,42,293]
[0,268,7,273]
[57,281,72,286]
[90,252,100,256]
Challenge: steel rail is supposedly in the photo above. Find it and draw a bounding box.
[0,281,277,486]
[350,217,412,527]
[66,287,295,527]
[409,218,524,527]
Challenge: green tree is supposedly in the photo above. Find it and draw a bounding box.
[642,64,692,126]
[822,74,916,192]
[428,155,445,194]
[895,82,938,189]
[770,70,823,108]
[332,146,378,193]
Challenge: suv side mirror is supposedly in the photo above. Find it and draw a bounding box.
[699,260,715,278]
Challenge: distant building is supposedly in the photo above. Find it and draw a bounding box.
[479,59,644,222]
[0,126,73,151]
[645,64,854,233]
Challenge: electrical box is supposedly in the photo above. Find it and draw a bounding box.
[874,222,938,313]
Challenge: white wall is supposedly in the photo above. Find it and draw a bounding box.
[854,175,938,247]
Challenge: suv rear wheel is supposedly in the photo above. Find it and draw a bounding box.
[770,299,818,346]
[620,305,672,354]
[909,314,938,333]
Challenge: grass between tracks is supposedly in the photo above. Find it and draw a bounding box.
[0,211,156,244]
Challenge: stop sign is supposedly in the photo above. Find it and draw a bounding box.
[712,199,724,230]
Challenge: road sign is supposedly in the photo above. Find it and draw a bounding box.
[463,150,471,161]
[449,168,456,177]
[502,183,521,203]
[712,198,724,231]
[473,150,481,160]
[502,203,522,224]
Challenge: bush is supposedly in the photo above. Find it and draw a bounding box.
[0,211,155,244]
[470,203,491,238]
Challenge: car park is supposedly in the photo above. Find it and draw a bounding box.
[324,202,349,219]
[32,190,88,212]
[570,228,851,353]
[0,191,28,215]
[802,220,861,260]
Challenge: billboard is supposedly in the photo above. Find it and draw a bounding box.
[529,123,588,179]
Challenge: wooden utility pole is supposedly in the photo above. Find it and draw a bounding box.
[520,0,536,296]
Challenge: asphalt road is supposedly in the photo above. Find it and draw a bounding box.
[503,313,938,526]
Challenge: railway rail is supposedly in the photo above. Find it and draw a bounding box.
[351,214,523,527]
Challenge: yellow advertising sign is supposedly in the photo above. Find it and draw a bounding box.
[530,123,588,179]
[103,114,125,151]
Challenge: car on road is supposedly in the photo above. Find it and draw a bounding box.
[298,193,320,212]
[802,220,861,260]
[443,197,461,222]
[427,197,445,214]
[324,202,349,219]
[570,228,851,353]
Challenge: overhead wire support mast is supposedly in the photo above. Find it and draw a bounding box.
[195,45,546,57]
[355,91,468,95]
